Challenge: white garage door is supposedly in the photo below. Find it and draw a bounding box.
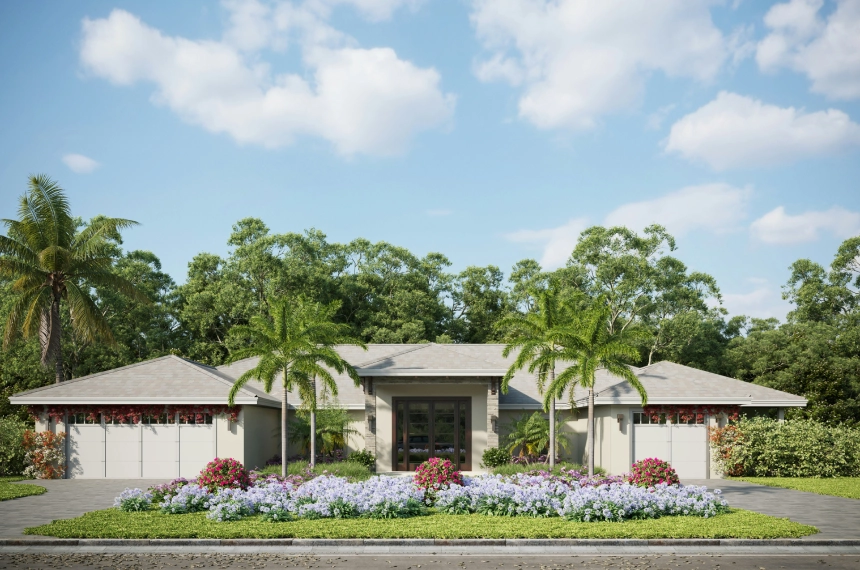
[632,412,709,479]
[66,415,215,479]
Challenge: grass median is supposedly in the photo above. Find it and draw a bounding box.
[732,477,860,500]
[0,476,46,502]
[25,508,816,539]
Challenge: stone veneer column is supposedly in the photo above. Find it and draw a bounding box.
[487,378,499,449]
[364,378,376,456]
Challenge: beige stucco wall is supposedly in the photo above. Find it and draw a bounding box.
[242,405,280,469]
[374,383,487,473]
[214,410,244,465]
[345,409,365,454]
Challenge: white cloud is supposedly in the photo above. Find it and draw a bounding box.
[79,3,454,156]
[604,183,750,236]
[62,153,100,174]
[470,0,730,130]
[721,284,792,320]
[665,92,860,170]
[506,217,589,269]
[750,206,860,245]
[756,0,860,100]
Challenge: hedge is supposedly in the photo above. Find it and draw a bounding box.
[0,417,29,476]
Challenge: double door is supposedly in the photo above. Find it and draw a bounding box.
[394,398,470,471]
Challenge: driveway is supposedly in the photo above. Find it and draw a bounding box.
[685,478,860,540]
[0,479,165,538]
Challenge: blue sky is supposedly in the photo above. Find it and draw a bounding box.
[1,0,858,320]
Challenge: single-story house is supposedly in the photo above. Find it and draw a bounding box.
[10,343,806,479]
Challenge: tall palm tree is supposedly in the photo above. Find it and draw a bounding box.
[1,175,148,383]
[226,297,365,476]
[498,287,577,468]
[545,303,648,476]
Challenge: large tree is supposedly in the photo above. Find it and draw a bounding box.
[0,175,148,383]
[225,298,365,475]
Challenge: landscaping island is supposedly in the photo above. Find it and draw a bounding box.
[0,477,46,502]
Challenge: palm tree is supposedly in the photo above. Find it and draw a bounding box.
[1,175,148,383]
[504,411,570,459]
[545,302,648,476]
[226,297,365,476]
[498,287,577,468]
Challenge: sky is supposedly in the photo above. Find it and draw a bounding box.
[1,0,858,321]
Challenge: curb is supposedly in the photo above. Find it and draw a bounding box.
[2,538,860,547]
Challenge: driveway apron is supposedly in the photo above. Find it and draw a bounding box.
[685,478,860,539]
[0,480,165,538]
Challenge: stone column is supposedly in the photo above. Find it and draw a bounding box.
[487,378,499,449]
[364,378,376,457]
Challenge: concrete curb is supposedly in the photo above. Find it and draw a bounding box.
[2,538,860,547]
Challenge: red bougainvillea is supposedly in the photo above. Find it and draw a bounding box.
[627,458,680,487]
[197,458,251,492]
[22,430,66,479]
[413,458,463,498]
[642,405,739,424]
[29,404,241,424]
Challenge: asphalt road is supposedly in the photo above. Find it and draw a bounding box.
[1,554,859,570]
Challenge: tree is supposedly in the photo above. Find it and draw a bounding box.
[545,303,647,476]
[449,265,511,343]
[225,298,365,475]
[504,411,570,459]
[498,287,577,468]
[288,403,359,457]
[0,175,148,383]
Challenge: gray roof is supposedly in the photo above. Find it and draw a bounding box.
[10,344,807,409]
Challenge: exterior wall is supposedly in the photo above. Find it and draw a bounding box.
[374,381,487,473]
[346,409,365,454]
[242,406,280,469]
[215,410,244,466]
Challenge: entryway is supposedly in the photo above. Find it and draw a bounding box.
[393,398,471,471]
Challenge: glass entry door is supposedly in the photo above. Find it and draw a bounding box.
[393,398,470,471]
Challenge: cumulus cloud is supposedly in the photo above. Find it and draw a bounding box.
[665,92,860,170]
[721,282,792,320]
[750,206,860,245]
[506,217,589,269]
[756,0,860,100]
[62,153,100,174]
[470,0,730,130]
[79,2,454,156]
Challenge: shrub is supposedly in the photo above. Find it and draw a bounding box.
[628,458,680,487]
[709,417,860,477]
[159,484,214,514]
[481,447,510,469]
[148,478,192,503]
[197,458,251,492]
[22,430,65,479]
[114,488,152,512]
[348,449,376,471]
[0,417,29,476]
[413,458,463,501]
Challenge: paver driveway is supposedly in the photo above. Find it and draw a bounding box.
[686,478,860,539]
[0,479,165,538]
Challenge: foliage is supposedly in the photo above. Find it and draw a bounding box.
[22,430,65,479]
[148,478,192,504]
[0,476,46,501]
[288,404,359,456]
[257,461,372,482]
[732,477,860,500]
[347,449,376,471]
[0,416,28,475]
[503,412,570,458]
[709,417,860,477]
[114,488,152,512]
[197,458,251,492]
[160,484,215,514]
[481,447,511,469]
[413,458,463,500]
[491,462,607,477]
[628,458,680,487]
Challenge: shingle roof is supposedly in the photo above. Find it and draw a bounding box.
[10,344,807,409]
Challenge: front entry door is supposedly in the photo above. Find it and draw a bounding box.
[393,398,471,471]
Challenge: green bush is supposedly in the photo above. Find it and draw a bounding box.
[481,447,511,469]
[0,417,29,476]
[347,450,376,471]
[258,461,372,481]
[710,417,860,477]
[491,462,607,477]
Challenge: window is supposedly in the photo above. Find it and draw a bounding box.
[67,413,100,424]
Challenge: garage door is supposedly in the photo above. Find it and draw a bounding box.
[65,415,215,479]
[632,412,708,479]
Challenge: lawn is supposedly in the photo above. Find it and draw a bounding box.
[25,508,816,539]
[732,477,860,500]
[0,476,46,502]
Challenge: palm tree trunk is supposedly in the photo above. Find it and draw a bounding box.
[282,375,289,478]
[51,294,63,384]
[587,387,595,477]
[548,367,556,469]
[309,377,317,468]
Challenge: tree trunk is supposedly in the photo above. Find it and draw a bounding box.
[52,294,63,384]
[548,367,556,469]
[282,377,289,478]
[309,377,317,468]
[587,387,595,477]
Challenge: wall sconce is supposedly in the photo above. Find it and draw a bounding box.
[490,415,498,434]
[368,414,376,433]
[617,414,624,430]
[490,379,497,395]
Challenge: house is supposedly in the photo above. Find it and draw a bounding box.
[10,343,807,479]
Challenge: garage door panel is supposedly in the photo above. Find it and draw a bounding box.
[671,425,708,479]
[179,425,215,478]
[67,425,104,478]
[633,425,669,463]
[143,425,178,479]
[105,425,141,478]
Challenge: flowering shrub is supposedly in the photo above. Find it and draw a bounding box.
[114,488,152,512]
[627,458,680,487]
[481,447,511,469]
[413,458,463,501]
[148,478,193,503]
[159,484,214,514]
[22,430,66,479]
[197,458,251,492]
[291,475,425,519]
[32,404,241,424]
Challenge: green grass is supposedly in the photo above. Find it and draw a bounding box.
[491,462,607,477]
[256,461,372,481]
[732,477,860,500]
[25,508,816,539]
[0,476,47,502]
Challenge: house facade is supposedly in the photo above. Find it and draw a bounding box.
[10,343,807,479]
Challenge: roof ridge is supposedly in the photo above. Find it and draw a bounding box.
[356,344,433,368]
